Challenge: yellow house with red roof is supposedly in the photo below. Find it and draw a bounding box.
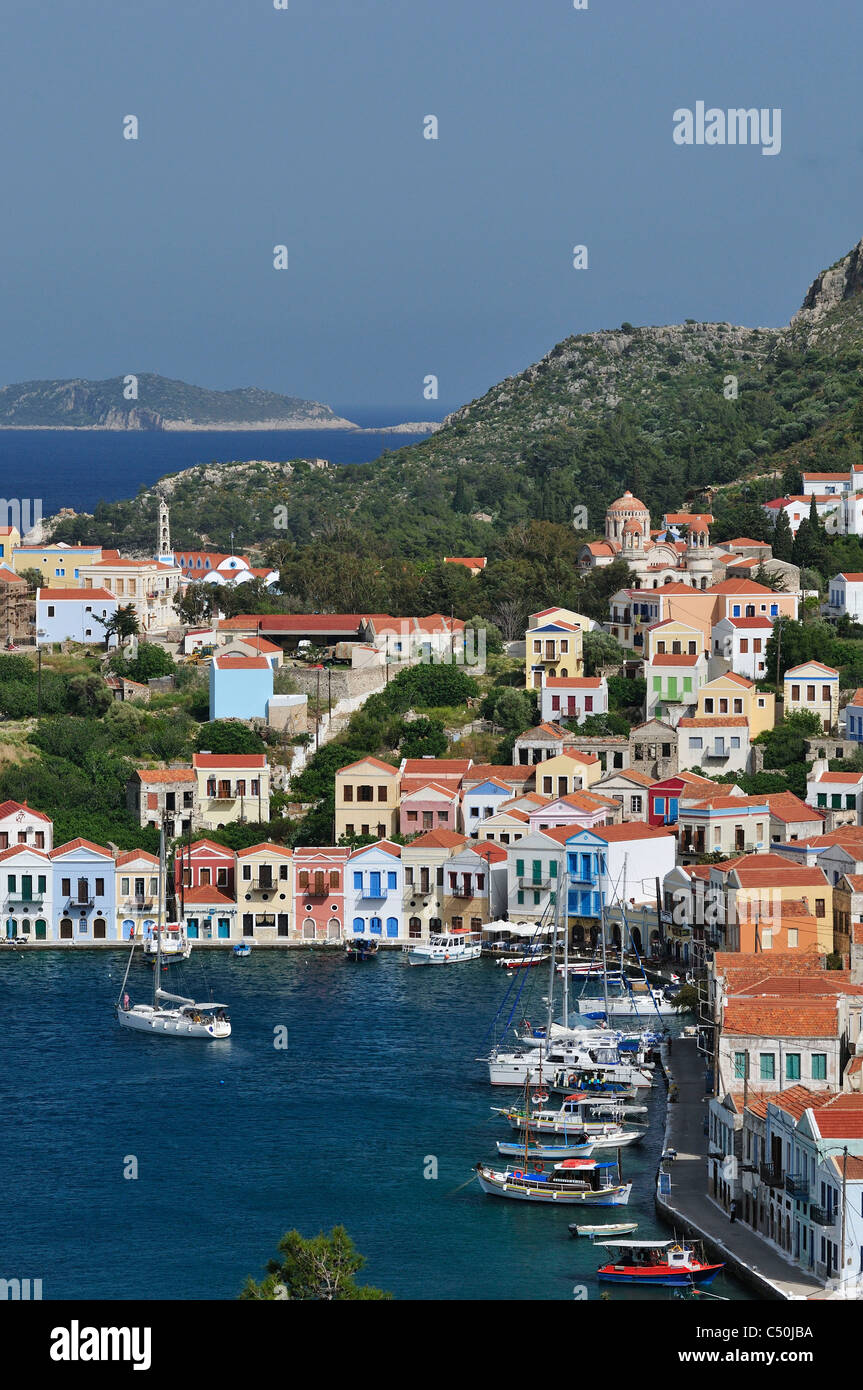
[696,671,775,738]
[784,661,840,731]
[335,755,400,841]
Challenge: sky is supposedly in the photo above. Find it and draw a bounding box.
[1,0,862,421]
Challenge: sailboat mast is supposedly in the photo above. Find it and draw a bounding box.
[560,854,569,1033]
[154,819,165,1007]
[545,892,557,1058]
[600,902,609,1019]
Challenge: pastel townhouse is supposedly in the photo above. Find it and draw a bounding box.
[828,573,863,623]
[765,792,826,844]
[677,715,752,776]
[525,607,585,689]
[645,618,703,662]
[844,687,863,743]
[647,770,719,827]
[527,789,619,834]
[473,801,532,845]
[236,842,293,940]
[0,523,20,561]
[208,654,274,721]
[644,650,707,721]
[540,676,607,724]
[399,781,461,838]
[129,767,196,838]
[504,830,564,925]
[346,840,404,942]
[461,764,534,799]
[194,752,270,830]
[0,798,53,851]
[784,663,840,732]
[181,884,238,942]
[36,587,119,646]
[12,542,104,587]
[696,672,775,738]
[711,615,774,681]
[174,839,236,899]
[677,793,770,860]
[561,823,677,953]
[593,768,656,822]
[533,750,601,798]
[0,845,53,941]
[710,578,798,627]
[293,847,350,942]
[707,853,833,955]
[441,841,507,932]
[661,862,713,967]
[50,838,117,942]
[335,757,401,842]
[806,765,863,827]
[461,777,517,838]
[763,493,842,536]
[402,829,467,941]
[115,850,160,942]
[767,826,863,874]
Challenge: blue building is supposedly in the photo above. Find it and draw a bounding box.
[49,838,117,942]
[346,841,403,940]
[564,828,607,920]
[209,654,273,721]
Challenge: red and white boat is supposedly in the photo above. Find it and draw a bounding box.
[596,1239,724,1286]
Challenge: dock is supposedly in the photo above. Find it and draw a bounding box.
[655,1034,825,1300]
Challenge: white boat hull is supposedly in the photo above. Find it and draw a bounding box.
[475,1167,632,1205]
[117,1005,231,1039]
[576,995,678,1018]
[407,945,482,965]
[487,1051,653,1088]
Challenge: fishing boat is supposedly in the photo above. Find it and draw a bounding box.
[571,1221,639,1239]
[497,1136,594,1160]
[474,1157,631,1206]
[497,1092,646,1148]
[143,924,191,961]
[407,928,482,965]
[548,1069,639,1099]
[115,825,232,1041]
[497,952,550,969]
[596,1239,724,1287]
[345,937,379,961]
[232,941,252,958]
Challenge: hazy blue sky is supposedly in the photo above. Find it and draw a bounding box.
[2,0,861,419]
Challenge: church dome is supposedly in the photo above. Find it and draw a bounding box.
[622,518,642,535]
[608,491,648,513]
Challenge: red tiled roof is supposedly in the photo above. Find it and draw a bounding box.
[236,842,293,859]
[0,799,52,823]
[193,754,266,769]
[49,838,113,859]
[182,885,235,906]
[723,1001,839,1038]
[115,850,159,867]
[135,768,196,783]
[404,829,467,849]
[37,587,117,601]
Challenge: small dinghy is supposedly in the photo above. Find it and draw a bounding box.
[232,941,252,958]
[570,1221,639,1239]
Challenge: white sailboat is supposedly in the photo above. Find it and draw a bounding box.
[142,923,192,961]
[115,826,231,1040]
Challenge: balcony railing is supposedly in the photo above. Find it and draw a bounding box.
[785,1174,810,1200]
[6,890,45,906]
[122,895,154,910]
[759,1163,782,1188]
[809,1204,836,1227]
[519,876,551,889]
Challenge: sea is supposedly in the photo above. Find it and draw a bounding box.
[0,949,750,1302]
[0,419,433,520]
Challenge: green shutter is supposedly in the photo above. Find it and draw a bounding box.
[515,858,524,877]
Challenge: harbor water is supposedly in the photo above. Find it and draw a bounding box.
[1,949,751,1301]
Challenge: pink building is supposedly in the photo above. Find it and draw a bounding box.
[293,847,350,942]
[528,791,618,834]
[399,781,461,837]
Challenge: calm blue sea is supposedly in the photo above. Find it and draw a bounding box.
[0,950,749,1302]
[0,427,432,519]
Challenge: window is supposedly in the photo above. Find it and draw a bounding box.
[760,1053,776,1080]
[734,1052,747,1080]
[812,1054,827,1081]
[95,878,104,896]
[740,639,748,653]
[822,686,831,702]
[343,785,354,802]
[631,795,642,814]
[815,899,825,918]
[704,698,714,713]
[689,737,703,750]
[791,686,800,701]
[785,1054,801,1081]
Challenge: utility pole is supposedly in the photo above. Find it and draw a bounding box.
[327,667,332,720]
[775,618,782,690]
[315,667,321,750]
[841,1145,848,1290]
[36,646,42,719]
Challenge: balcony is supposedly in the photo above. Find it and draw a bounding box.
[6,890,45,907]
[252,877,277,892]
[759,1163,782,1188]
[519,876,551,890]
[809,1204,836,1227]
[785,1174,810,1200]
[123,895,154,911]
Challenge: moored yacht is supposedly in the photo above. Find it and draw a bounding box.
[475,1156,631,1205]
[407,928,482,965]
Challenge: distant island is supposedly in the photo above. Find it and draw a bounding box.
[0,373,439,434]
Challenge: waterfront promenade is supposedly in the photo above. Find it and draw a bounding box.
[656,1035,825,1300]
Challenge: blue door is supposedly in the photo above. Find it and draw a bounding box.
[386,917,398,937]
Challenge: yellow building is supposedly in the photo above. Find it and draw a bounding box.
[783,662,839,732]
[645,618,704,661]
[708,852,833,955]
[12,543,104,587]
[696,672,775,739]
[525,607,585,689]
[236,842,293,940]
[335,756,400,842]
[533,750,601,798]
[0,526,21,562]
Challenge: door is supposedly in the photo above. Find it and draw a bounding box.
[93,919,106,939]
[35,920,46,940]
[21,874,32,903]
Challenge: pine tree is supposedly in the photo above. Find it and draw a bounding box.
[771,506,793,561]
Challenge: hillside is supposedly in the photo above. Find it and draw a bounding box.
[0,374,354,430]
[47,235,863,557]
